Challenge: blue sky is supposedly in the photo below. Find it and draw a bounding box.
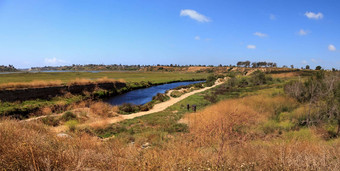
[0,0,339,69]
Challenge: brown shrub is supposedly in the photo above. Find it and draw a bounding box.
[90,102,117,117]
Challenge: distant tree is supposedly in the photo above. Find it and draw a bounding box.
[282,65,288,68]
[237,61,242,67]
[273,63,277,67]
[306,65,310,70]
[252,62,257,68]
[290,65,294,69]
[244,61,251,67]
[315,66,322,70]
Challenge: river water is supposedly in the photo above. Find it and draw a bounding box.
[105,81,203,105]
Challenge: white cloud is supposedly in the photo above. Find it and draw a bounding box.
[44,57,67,65]
[270,14,276,20]
[247,45,256,49]
[311,59,317,63]
[180,9,210,23]
[305,12,323,20]
[194,36,200,40]
[328,44,336,51]
[298,29,309,36]
[301,60,308,64]
[254,32,268,37]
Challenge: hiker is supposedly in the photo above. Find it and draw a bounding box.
[187,104,190,111]
[192,105,196,112]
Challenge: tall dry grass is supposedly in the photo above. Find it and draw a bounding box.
[90,101,119,117]
[271,72,299,78]
[0,119,131,170]
[1,94,339,170]
[0,80,63,90]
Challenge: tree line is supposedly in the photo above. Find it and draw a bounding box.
[236,61,277,68]
[0,65,17,72]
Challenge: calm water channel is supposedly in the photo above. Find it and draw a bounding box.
[106,81,204,105]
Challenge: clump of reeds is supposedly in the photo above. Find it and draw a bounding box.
[0,80,63,90]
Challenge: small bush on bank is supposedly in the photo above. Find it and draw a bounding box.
[170,90,184,98]
[61,111,77,122]
[140,103,153,111]
[119,103,140,114]
[152,93,169,102]
[41,116,59,126]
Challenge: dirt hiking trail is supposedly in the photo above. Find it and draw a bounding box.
[28,78,227,133]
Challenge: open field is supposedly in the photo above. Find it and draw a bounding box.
[0,71,209,85]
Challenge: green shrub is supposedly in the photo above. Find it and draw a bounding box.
[250,71,267,85]
[170,91,183,98]
[119,103,140,114]
[152,93,169,102]
[140,103,153,111]
[261,120,295,134]
[65,120,78,132]
[41,116,59,126]
[283,128,316,141]
[61,111,77,122]
[164,123,188,133]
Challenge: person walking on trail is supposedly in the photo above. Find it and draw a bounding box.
[187,104,190,111]
[192,105,197,112]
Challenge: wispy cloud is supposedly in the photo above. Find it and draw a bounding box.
[247,45,256,49]
[194,36,200,40]
[328,44,336,51]
[44,57,67,65]
[298,29,309,36]
[301,60,308,64]
[311,59,317,63]
[254,32,268,37]
[180,9,210,23]
[305,11,323,20]
[270,14,276,20]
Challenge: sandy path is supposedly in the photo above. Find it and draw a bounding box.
[84,79,226,127]
[46,79,226,132]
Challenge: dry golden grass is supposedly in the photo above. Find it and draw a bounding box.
[96,76,125,83]
[1,94,339,170]
[271,72,299,78]
[0,77,124,90]
[90,101,118,117]
[66,78,93,86]
[0,119,129,170]
[0,80,63,90]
